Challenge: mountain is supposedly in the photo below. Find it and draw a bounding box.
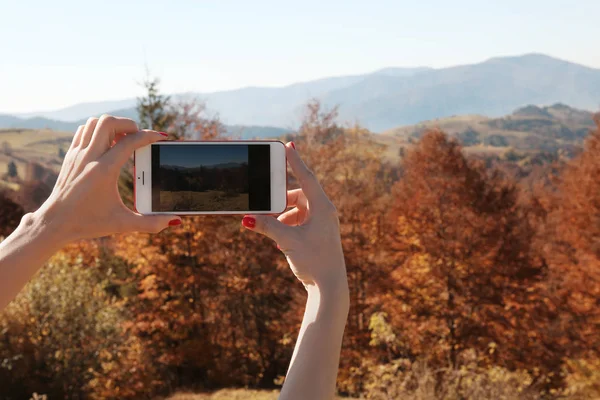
[383,103,596,152]
[371,67,432,77]
[324,54,600,131]
[5,54,600,132]
[206,162,246,169]
[8,67,434,127]
[160,165,189,171]
[0,114,82,131]
[0,114,291,139]
[14,67,432,124]
[16,99,138,121]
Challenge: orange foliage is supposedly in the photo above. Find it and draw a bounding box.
[387,131,563,384]
[536,114,600,361]
[2,100,599,399]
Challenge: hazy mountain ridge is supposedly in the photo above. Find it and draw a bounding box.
[0,114,290,139]
[3,54,599,132]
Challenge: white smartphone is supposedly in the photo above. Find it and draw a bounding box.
[134,141,287,215]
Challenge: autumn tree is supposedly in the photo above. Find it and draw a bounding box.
[169,99,224,140]
[137,74,176,132]
[537,114,600,365]
[387,130,549,375]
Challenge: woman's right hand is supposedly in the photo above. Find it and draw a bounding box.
[241,142,347,290]
[243,142,349,400]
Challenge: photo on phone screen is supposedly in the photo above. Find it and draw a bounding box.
[150,144,271,212]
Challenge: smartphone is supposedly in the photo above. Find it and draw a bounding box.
[134,141,287,215]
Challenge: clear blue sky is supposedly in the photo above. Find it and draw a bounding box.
[160,145,247,168]
[1,0,597,113]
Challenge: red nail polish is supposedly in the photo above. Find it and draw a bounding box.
[168,219,181,226]
[242,216,256,228]
[290,141,296,150]
[159,132,169,137]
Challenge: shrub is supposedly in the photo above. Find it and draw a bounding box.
[562,358,600,399]
[0,243,128,399]
[351,356,541,400]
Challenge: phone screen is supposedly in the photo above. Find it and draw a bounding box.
[150,144,271,212]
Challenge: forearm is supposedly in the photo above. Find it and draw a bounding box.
[0,211,65,310]
[280,276,350,400]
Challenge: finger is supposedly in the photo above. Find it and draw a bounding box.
[242,214,295,244]
[88,115,138,158]
[277,207,305,226]
[103,130,168,169]
[69,125,85,150]
[287,188,307,209]
[112,132,127,147]
[285,142,329,207]
[54,125,86,191]
[79,117,99,149]
[122,212,182,234]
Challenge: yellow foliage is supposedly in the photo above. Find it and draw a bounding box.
[562,358,600,399]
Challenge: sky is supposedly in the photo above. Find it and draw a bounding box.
[159,145,248,168]
[0,0,598,113]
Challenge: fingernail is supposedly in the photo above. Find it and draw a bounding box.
[242,216,256,229]
[168,219,181,226]
[159,132,168,137]
[290,141,296,150]
[276,244,281,250]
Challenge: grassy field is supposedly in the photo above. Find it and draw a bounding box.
[0,128,72,187]
[166,389,281,400]
[160,190,249,211]
[166,389,345,399]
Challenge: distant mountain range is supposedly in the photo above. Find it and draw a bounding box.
[0,112,290,139]
[2,53,599,132]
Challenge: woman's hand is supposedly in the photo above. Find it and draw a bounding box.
[0,115,181,311]
[242,142,347,286]
[241,142,347,290]
[37,115,180,244]
[241,142,349,400]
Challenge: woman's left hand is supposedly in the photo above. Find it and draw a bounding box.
[36,115,181,244]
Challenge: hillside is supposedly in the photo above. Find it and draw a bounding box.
[383,104,596,154]
[7,54,600,132]
[0,129,71,191]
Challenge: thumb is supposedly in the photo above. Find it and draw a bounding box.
[104,130,167,169]
[242,215,294,244]
[125,213,182,234]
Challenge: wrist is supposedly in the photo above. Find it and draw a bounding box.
[314,266,349,300]
[307,272,350,314]
[25,207,71,249]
